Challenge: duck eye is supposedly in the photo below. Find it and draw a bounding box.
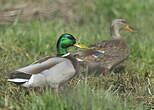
[68,36,75,40]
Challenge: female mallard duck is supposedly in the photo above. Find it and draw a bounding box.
[8,33,86,92]
[75,19,138,75]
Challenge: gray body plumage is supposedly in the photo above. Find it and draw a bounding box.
[8,56,76,88]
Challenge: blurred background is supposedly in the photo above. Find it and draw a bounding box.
[0,0,153,110]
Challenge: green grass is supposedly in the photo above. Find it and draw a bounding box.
[0,0,154,109]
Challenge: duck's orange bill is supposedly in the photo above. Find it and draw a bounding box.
[123,25,138,32]
[74,42,88,49]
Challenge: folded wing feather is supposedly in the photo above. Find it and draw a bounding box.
[16,57,67,74]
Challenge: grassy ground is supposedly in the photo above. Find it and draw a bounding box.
[0,0,154,110]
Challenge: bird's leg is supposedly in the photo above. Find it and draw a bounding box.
[52,88,59,93]
[100,67,110,76]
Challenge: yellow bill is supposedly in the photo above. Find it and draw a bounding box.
[74,42,88,49]
[74,42,105,56]
[123,25,138,32]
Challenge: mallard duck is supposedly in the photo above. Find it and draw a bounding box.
[74,19,138,75]
[8,33,86,92]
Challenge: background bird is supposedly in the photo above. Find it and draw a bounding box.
[74,19,138,75]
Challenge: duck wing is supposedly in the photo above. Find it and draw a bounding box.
[16,56,67,74]
[93,39,130,69]
[8,56,68,84]
[75,39,130,73]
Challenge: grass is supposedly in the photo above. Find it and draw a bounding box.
[0,0,154,110]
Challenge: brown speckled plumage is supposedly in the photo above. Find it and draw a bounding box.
[74,19,137,75]
[90,38,129,70]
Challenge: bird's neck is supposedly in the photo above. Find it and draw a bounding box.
[111,26,121,39]
[57,45,68,56]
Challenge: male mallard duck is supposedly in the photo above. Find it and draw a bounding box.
[74,19,138,75]
[8,33,86,92]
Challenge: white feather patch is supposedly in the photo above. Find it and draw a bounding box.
[8,78,29,82]
[76,58,83,62]
[97,50,105,53]
[62,53,70,57]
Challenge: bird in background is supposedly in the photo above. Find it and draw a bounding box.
[74,19,138,75]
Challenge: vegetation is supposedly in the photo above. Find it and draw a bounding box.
[0,0,153,109]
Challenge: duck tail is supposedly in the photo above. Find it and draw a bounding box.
[8,71,31,85]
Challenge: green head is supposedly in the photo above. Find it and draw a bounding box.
[56,33,77,56]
